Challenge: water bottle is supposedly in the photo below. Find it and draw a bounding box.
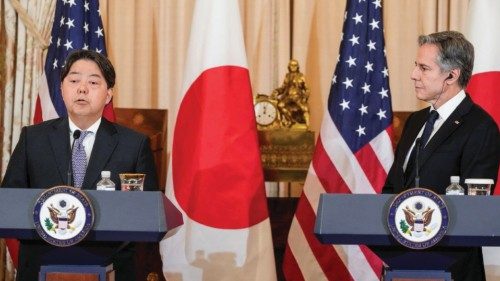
[96,171,116,191]
[445,175,464,195]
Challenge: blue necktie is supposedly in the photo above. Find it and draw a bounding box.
[72,131,91,188]
[418,110,440,148]
[404,110,440,181]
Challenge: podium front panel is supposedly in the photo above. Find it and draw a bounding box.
[0,188,181,242]
[315,194,500,247]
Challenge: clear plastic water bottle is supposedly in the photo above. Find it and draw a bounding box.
[445,175,464,195]
[96,171,116,191]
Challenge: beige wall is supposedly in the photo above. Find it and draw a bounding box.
[100,0,471,150]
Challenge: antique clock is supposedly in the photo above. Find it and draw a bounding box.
[254,94,280,130]
[253,60,315,184]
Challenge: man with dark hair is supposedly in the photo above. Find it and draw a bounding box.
[383,31,499,281]
[2,49,158,281]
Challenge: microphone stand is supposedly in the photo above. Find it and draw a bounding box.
[414,138,422,188]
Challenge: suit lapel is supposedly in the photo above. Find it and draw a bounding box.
[418,96,473,168]
[401,110,429,187]
[399,111,428,161]
[48,118,71,185]
[82,119,118,189]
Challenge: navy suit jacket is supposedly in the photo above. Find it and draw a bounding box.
[384,95,499,194]
[383,95,499,281]
[2,117,158,190]
[1,117,158,281]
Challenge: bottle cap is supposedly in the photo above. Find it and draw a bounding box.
[101,171,111,178]
[450,176,460,183]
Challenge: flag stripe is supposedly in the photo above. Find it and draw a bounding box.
[320,115,376,194]
[284,1,393,279]
[294,195,353,280]
[370,127,394,172]
[359,245,383,278]
[305,169,379,281]
[312,138,352,194]
[283,243,306,281]
[354,143,386,192]
[297,167,381,281]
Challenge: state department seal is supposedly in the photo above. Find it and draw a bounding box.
[387,188,448,249]
[33,186,94,247]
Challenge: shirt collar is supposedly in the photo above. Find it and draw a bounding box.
[431,89,466,121]
[68,118,102,135]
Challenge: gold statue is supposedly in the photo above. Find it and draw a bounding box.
[271,59,310,129]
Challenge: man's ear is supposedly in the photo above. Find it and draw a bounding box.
[106,88,113,104]
[446,69,460,84]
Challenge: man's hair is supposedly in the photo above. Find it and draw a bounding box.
[418,31,474,88]
[60,49,115,89]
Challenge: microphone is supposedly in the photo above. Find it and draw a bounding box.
[67,130,81,186]
[414,138,422,188]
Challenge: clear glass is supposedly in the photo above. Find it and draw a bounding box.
[119,173,145,191]
[465,178,493,196]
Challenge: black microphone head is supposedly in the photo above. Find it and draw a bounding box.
[73,130,81,139]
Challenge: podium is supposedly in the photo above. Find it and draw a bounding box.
[0,188,183,280]
[314,194,500,280]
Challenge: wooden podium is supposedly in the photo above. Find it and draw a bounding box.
[0,188,182,281]
[314,194,500,280]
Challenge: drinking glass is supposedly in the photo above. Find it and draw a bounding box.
[119,173,145,191]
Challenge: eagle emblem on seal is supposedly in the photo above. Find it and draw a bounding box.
[46,200,79,232]
[402,201,434,233]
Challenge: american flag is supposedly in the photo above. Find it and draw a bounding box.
[283,0,394,280]
[33,0,114,124]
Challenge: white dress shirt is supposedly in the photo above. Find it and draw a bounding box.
[403,90,466,170]
[68,118,102,164]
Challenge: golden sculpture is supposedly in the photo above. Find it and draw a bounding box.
[253,60,315,183]
[271,59,310,129]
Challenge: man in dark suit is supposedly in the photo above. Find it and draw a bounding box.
[1,50,158,281]
[383,31,499,281]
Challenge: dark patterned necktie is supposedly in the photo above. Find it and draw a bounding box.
[72,131,91,188]
[404,110,440,181]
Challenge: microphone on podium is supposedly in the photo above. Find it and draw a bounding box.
[67,130,81,186]
[414,138,422,188]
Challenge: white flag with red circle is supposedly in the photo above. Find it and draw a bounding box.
[465,0,500,279]
[159,0,277,280]
[465,0,500,195]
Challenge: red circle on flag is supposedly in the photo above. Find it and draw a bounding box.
[172,66,268,229]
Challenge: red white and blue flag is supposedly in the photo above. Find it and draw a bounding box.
[33,0,115,124]
[283,0,393,280]
[159,0,277,280]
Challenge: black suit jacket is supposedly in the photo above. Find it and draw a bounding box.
[2,117,158,190]
[384,95,499,194]
[1,117,159,281]
[383,95,499,281]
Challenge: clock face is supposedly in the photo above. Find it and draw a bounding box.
[254,101,277,126]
